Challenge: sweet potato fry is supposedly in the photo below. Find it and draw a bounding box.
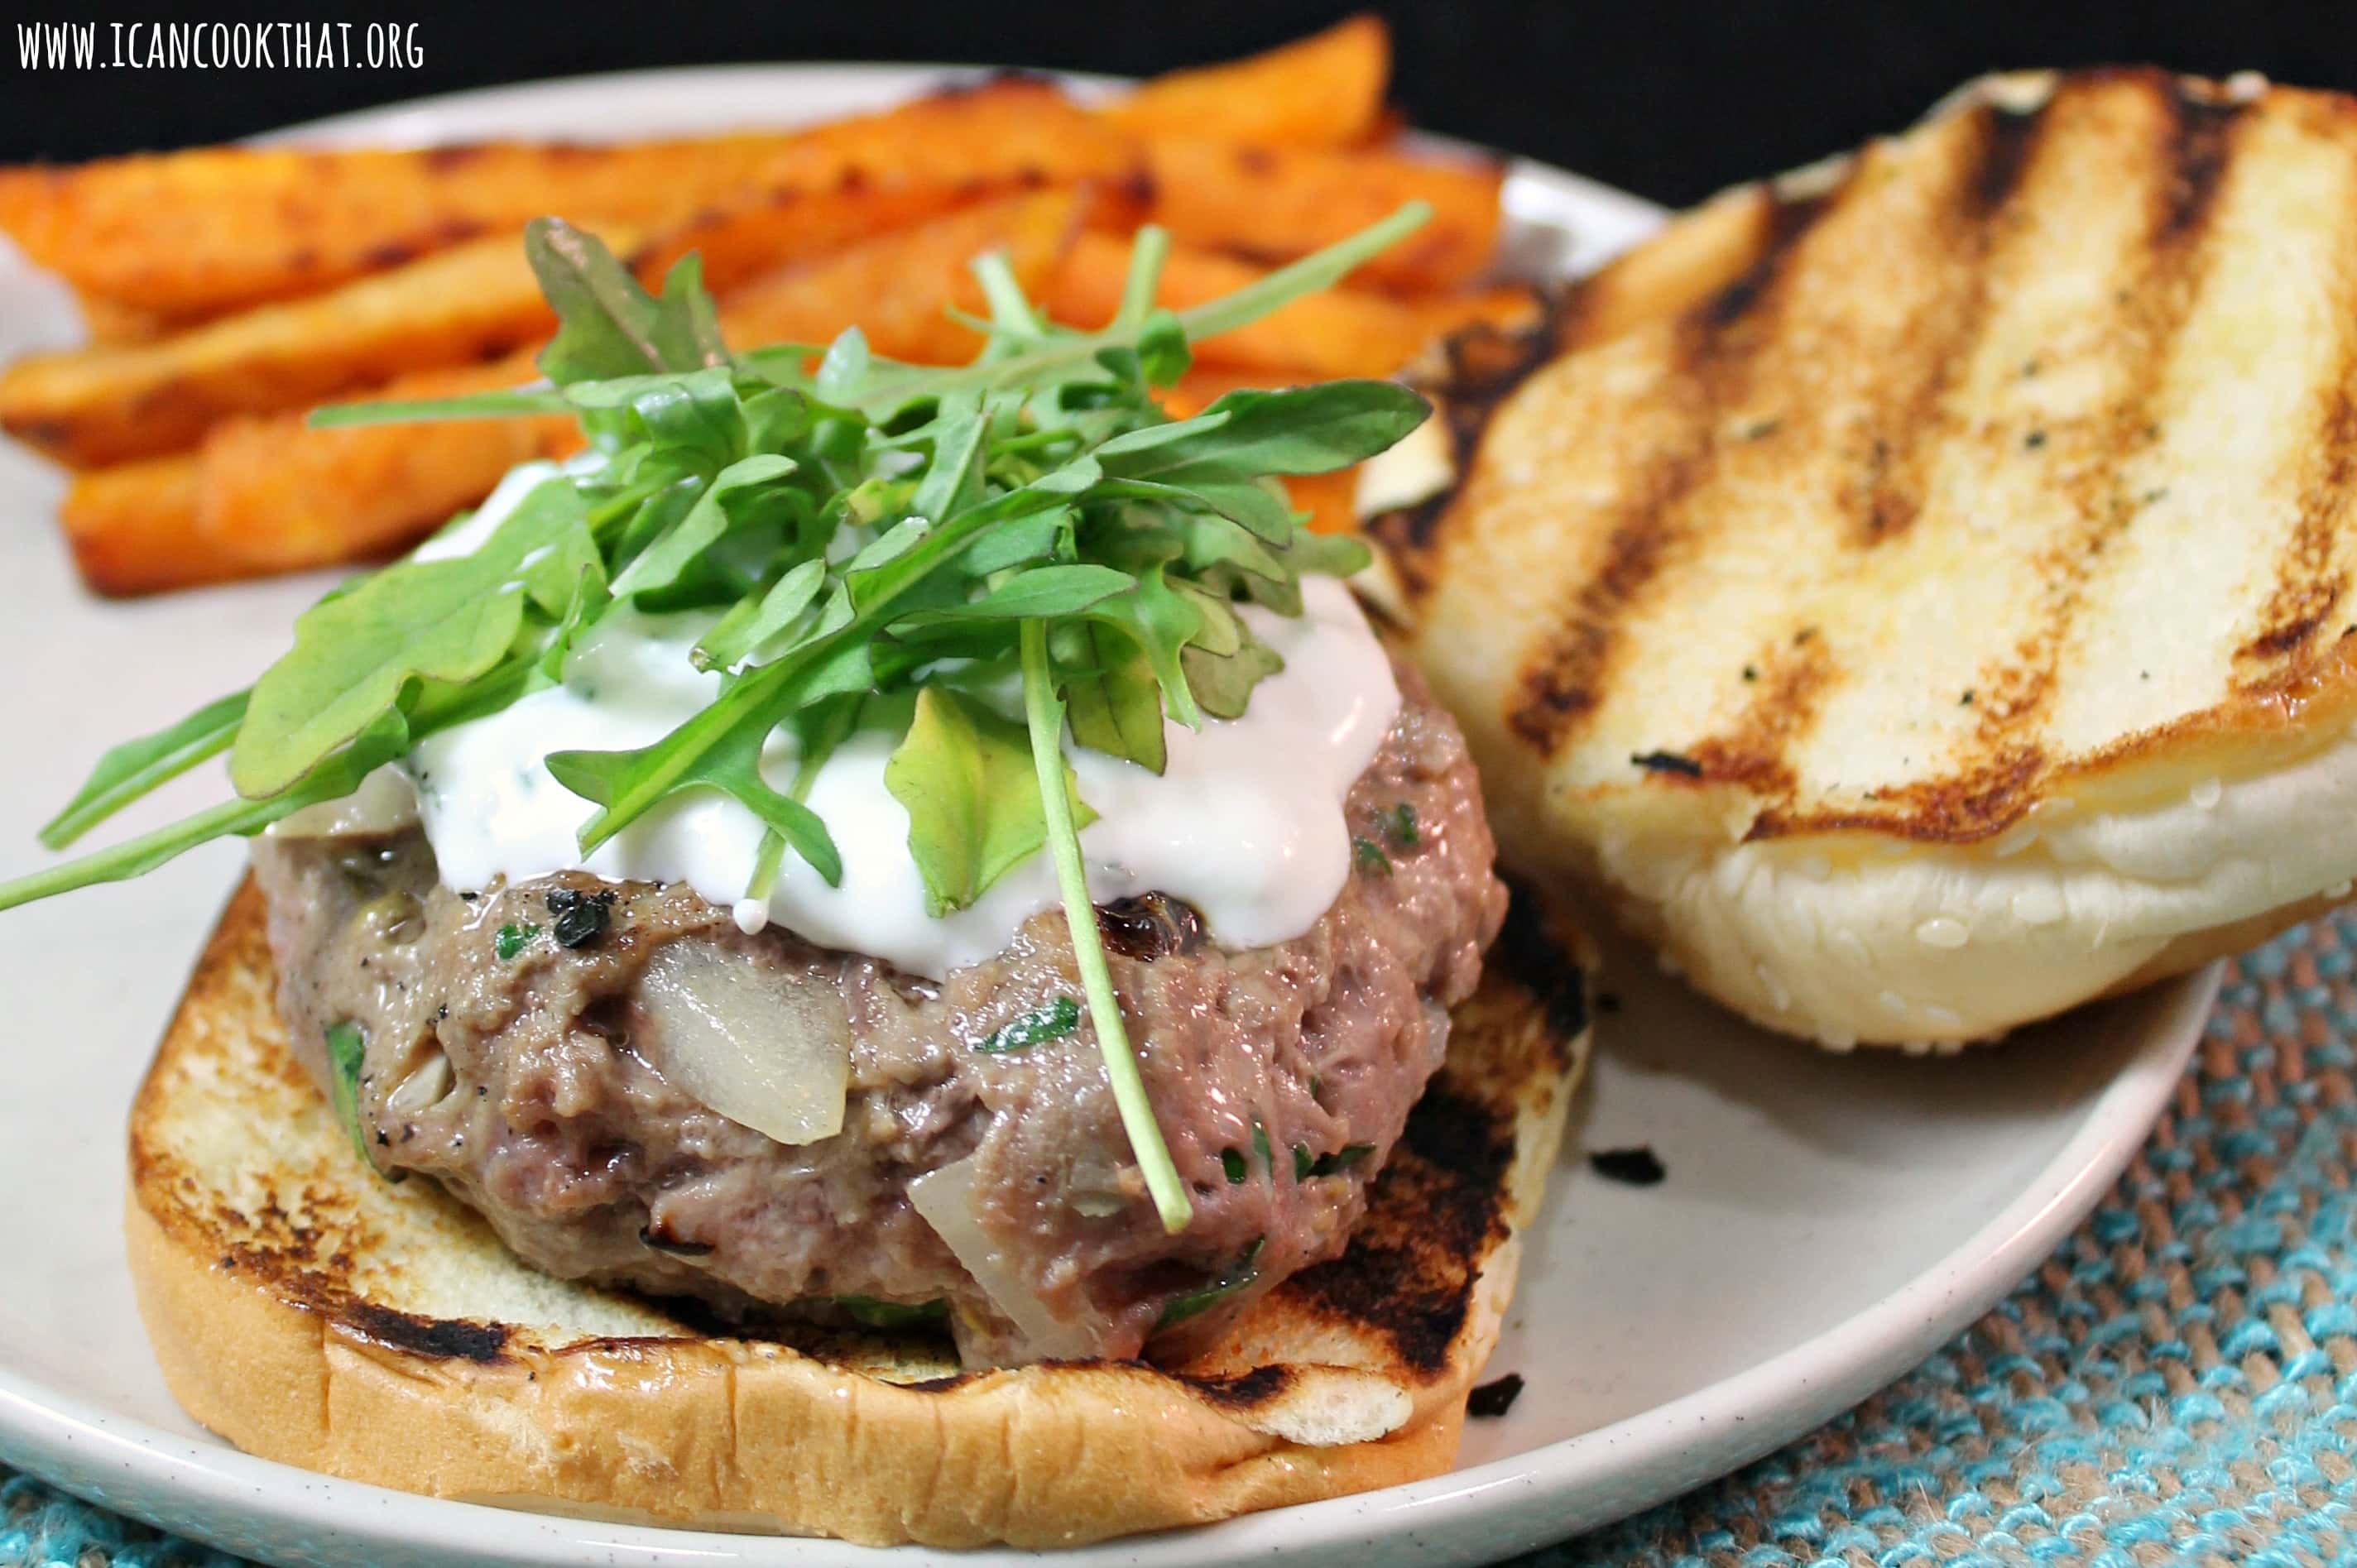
[1135,137,1504,291]
[1061,235,1539,377]
[71,293,175,347]
[641,183,984,299]
[1099,17,1390,146]
[59,352,579,596]
[1047,233,1491,377]
[0,141,778,321]
[720,190,1082,365]
[756,77,1141,198]
[642,80,1143,295]
[58,456,230,597]
[1284,469,1361,536]
[196,352,580,576]
[8,118,1131,470]
[0,77,1128,321]
[1414,283,1545,341]
[1059,177,1156,244]
[0,232,587,467]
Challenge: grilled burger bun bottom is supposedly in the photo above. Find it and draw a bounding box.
[125,878,1590,1548]
[1370,66,2357,1049]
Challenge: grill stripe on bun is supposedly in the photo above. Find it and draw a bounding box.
[1372,69,2357,1047]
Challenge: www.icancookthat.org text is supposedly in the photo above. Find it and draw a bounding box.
[17,22,423,71]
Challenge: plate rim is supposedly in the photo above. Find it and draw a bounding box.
[0,58,2214,1568]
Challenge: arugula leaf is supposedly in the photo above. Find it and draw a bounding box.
[531,559,611,683]
[1289,528,1375,579]
[1135,309,1191,388]
[519,509,607,618]
[1174,581,1242,656]
[39,689,248,850]
[1096,472,1299,544]
[309,387,573,429]
[841,517,931,603]
[693,558,826,672]
[741,383,814,457]
[895,564,1135,628]
[737,693,865,908]
[1174,199,1431,339]
[1182,630,1285,721]
[1180,511,1291,594]
[571,365,745,468]
[606,471,700,568]
[1059,621,1168,774]
[907,393,989,524]
[410,646,554,736]
[527,218,730,386]
[646,253,732,372]
[232,477,587,798]
[527,218,670,385]
[548,718,842,886]
[610,453,797,597]
[883,686,1090,916]
[953,507,1067,577]
[32,209,1437,901]
[972,251,1047,338]
[1102,381,1429,484]
[1087,407,1230,461]
[552,465,1098,856]
[0,707,410,913]
[812,327,874,402]
[1113,227,1172,331]
[1078,566,1207,731]
[324,1022,386,1177]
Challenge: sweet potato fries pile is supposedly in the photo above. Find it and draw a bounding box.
[0,17,1524,595]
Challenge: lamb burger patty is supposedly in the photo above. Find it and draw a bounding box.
[253,660,1505,1366]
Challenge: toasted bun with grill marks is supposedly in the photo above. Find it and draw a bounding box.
[1372,68,2357,1048]
[125,878,1589,1548]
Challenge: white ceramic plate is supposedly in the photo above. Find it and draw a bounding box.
[0,65,2215,1568]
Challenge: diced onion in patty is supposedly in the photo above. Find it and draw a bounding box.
[266,765,420,839]
[909,1154,1106,1363]
[636,942,850,1146]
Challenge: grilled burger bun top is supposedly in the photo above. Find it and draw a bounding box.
[1368,68,2357,1048]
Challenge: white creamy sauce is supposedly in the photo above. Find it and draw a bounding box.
[411,459,567,563]
[396,469,1401,979]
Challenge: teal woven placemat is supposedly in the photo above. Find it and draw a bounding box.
[8,912,2354,1568]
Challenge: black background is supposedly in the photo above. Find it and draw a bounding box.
[3,3,2357,205]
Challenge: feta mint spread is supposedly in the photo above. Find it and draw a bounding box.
[2,204,1441,1234]
[396,460,1400,980]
